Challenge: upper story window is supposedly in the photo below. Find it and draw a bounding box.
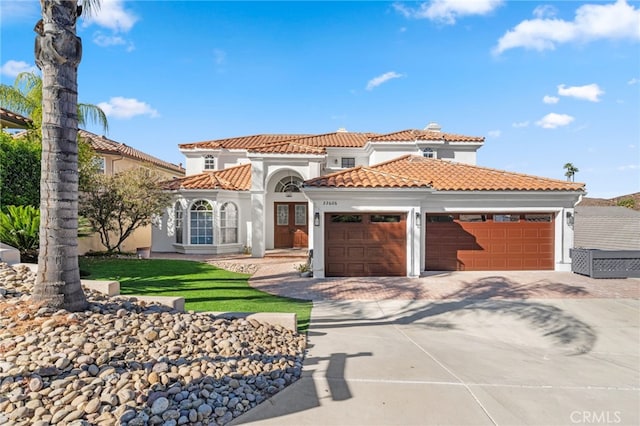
[422,148,435,159]
[341,157,355,168]
[275,176,303,193]
[204,155,215,170]
[93,157,106,174]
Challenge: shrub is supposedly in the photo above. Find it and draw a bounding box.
[0,205,40,262]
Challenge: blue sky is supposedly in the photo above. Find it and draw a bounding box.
[1,0,639,199]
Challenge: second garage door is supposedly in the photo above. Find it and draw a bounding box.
[426,213,554,271]
[325,213,406,277]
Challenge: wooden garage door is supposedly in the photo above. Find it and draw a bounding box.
[325,213,406,277]
[426,213,554,271]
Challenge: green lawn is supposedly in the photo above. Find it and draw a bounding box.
[79,257,312,332]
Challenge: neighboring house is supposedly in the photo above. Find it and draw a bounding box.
[77,130,185,253]
[574,206,640,250]
[0,107,33,130]
[152,123,585,277]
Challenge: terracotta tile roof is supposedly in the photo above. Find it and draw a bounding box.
[370,129,484,143]
[248,141,326,154]
[178,134,309,150]
[282,132,379,148]
[79,130,185,175]
[162,163,251,191]
[178,129,483,151]
[306,155,585,191]
[0,108,33,129]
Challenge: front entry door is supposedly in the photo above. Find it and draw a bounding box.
[274,202,308,248]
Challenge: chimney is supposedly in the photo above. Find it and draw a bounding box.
[424,122,441,132]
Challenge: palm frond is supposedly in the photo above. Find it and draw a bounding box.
[78,103,109,133]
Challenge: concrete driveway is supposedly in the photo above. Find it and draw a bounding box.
[157,254,639,426]
[224,260,640,426]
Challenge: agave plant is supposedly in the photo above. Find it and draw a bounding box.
[0,205,40,262]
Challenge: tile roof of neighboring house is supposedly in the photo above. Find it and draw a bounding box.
[0,107,33,129]
[162,163,251,191]
[579,193,640,211]
[177,128,483,151]
[369,129,484,143]
[305,155,585,191]
[79,130,185,175]
[178,134,310,150]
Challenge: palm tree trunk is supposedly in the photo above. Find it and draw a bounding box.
[31,0,87,311]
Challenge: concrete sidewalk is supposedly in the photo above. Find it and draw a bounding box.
[232,297,639,426]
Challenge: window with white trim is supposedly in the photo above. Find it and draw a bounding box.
[93,157,106,174]
[220,202,238,244]
[204,155,215,170]
[275,176,302,193]
[190,200,213,244]
[422,148,435,158]
[341,157,355,168]
[174,202,184,244]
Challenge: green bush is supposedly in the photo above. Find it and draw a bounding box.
[0,205,40,262]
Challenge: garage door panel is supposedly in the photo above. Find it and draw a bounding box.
[326,213,406,277]
[427,213,554,271]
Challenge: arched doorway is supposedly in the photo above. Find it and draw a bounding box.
[273,175,308,248]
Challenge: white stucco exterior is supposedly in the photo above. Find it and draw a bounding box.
[152,125,584,276]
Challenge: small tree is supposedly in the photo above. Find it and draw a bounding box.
[80,167,171,253]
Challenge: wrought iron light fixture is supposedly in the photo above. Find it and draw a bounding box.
[415,211,421,227]
[314,212,320,226]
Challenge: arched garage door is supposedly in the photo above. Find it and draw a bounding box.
[426,213,554,271]
[325,213,406,277]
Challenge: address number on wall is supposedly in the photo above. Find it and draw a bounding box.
[323,201,338,206]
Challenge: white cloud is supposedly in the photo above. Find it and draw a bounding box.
[493,0,640,55]
[533,5,557,19]
[628,77,639,85]
[543,95,559,104]
[98,97,159,119]
[535,113,574,129]
[82,0,137,33]
[393,0,503,24]
[366,71,405,91]
[0,60,38,78]
[512,121,530,128]
[487,130,501,137]
[557,83,604,102]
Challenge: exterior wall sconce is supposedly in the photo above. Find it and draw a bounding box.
[415,212,421,227]
[566,211,574,227]
[314,212,320,226]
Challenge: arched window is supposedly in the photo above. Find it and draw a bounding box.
[422,148,435,159]
[174,202,183,244]
[220,202,238,244]
[190,200,213,244]
[275,176,303,193]
[204,155,215,170]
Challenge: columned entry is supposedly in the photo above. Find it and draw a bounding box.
[274,202,308,248]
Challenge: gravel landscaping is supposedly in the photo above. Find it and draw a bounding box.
[0,262,307,425]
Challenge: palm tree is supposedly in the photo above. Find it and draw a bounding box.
[563,163,579,182]
[30,0,101,312]
[0,71,108,135]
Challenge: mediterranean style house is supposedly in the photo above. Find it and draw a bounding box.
[76,130,185,254]
[152,123,585,277]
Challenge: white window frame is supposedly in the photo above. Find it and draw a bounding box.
[189,200,214,245]
[204,155,215,170]
[220,202,238,244]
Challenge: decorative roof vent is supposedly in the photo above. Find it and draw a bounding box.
[424,122,442,132]
[336,127,348,133]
